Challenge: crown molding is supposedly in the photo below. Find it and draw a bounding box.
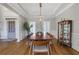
[52,3,62,15]
[17,3,30,16]
[1,3,27,19]
[17,3,33,20]
[56,3,75,17]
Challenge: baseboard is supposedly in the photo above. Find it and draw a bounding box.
[0,39,17,41]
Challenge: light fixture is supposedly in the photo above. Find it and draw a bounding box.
[39,3,43,22]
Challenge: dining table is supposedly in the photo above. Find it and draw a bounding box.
[28,33,53,41]
[27,33,53,46]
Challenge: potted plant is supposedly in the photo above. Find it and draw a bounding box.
[23,21,33,37]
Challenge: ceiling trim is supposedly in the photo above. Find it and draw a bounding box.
[17,3,33,20]
[0,3,28,19]
[56,3,75,17]
[52,3,62,15]
[1,4,19,15]
[17,3,30,16]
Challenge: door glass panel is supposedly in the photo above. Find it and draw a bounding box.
[7,21,15,39]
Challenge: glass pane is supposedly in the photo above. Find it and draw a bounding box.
[43,21,50,33]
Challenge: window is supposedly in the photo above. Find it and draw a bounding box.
[43,21,50,33]
[30,22,36,34]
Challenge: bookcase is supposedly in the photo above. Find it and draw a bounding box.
[58,20,72,47]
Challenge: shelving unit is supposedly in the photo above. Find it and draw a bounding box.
[58,20,72,47]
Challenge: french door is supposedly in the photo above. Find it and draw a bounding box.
[7,21,16,39]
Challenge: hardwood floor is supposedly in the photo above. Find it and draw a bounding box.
[0,38,79,55]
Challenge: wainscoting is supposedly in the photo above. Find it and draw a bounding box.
[72,33,79,51]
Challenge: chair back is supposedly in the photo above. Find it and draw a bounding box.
[32,40,49,46]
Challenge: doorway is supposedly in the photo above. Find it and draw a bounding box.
[7,21,16,39]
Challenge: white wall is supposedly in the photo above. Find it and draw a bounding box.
[18,16,28,41]
[49,18,57,38]
[55,4,79,51]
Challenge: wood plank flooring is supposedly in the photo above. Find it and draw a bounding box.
[0,38,79,55]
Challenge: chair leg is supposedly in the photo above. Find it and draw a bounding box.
[48,45,50,55]
[29,43,32,55]
[29,46,32,55]
[32,46,34,55]
[32,51,34,55]
[48,50,50,55]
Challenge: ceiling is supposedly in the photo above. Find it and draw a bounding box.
[0,3,74,20]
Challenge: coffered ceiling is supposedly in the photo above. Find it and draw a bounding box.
[0,3,74,20]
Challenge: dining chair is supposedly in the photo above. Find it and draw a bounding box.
[30,40,51,55]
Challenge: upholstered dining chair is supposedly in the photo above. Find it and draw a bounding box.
[29,40,51,55]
